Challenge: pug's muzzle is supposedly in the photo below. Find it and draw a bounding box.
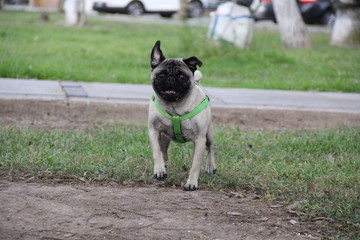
[153,73,191,102]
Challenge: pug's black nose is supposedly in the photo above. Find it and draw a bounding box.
[166,76,176,84]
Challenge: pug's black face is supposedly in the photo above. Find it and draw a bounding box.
[152,60,192,102]
[150,41,202,103]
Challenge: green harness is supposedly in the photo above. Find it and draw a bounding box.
[151,95,210,143]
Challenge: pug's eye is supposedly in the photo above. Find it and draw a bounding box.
[157,73,166,79]
[179,74,187,81]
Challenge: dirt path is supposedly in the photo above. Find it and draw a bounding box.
[1,99,359,130]
[0,180,322,240]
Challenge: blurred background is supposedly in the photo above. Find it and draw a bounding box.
[0,0,336,25]
[0,0,359,92]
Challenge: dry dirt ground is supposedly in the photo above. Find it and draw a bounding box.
[1,179,322,240]
[1,99,359,130]
[1,99,359,239]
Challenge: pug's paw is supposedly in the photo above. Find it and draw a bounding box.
[154,169,167,181]
[205,168,217,175]
[183,181,199,191]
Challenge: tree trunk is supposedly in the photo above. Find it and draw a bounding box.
[331,0,360,47]
[0,0,5,10]
[64,0,87,26]
[78,0,87,27]
[178,0,188,21]
[272,0,312,49]
[59,0,65,13]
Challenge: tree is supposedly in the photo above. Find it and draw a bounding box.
[331,0,360,47]
[0,0,4,10]
[78,0,87,27]
[178,0,188,21]
[272,0,312,49]
[64,0,87,26]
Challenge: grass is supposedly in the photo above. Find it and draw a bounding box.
[0,11,360,92]
[0,123,359,238]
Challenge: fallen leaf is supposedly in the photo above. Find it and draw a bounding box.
[289,219,298,225]
[228,191,245,198]
[269,204,283,208]
[226,211,243,216]
[255,217,268,222]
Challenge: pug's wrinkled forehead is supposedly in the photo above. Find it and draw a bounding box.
[154,59,192,75]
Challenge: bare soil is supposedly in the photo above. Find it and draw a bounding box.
[0,99,359,130]
[1,179,323,240]
[1,98,358,239]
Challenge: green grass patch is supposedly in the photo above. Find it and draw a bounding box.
[0,11,359,92]
[0,123,359,236]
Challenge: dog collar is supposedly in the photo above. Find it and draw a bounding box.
[151,95,210,143]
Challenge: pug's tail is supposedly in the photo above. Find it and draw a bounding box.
[194,70,202,84]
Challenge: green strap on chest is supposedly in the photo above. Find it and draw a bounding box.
[172,115,183,142]
[151,95,210,143]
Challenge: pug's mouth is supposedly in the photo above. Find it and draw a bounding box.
[157,87,181,102]
[163,90,176,94]
[161,87,177,95]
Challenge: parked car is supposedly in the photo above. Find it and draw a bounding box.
[207,0,228,10]
[5,0,28,4]
[253,0,335,25]
[93,0,209,18]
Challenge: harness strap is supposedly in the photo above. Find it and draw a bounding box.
[172,115,184,142]
[151,95,210,143]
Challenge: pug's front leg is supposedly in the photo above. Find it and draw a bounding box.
[149,128,167,180]
[184,137,206,191]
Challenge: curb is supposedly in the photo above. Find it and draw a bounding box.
[1,78,359,129]
[1,78,359,113]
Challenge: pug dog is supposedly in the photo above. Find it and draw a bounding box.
[148,40,216,191]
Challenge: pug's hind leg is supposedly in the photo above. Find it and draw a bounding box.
[205,124,216,174]
[149,128,167,181]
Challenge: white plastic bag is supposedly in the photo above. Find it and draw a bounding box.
[207,2,254,48]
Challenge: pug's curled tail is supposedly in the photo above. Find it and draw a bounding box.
[194,70,202,84]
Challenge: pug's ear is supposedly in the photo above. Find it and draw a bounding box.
[183,56,202,73]
[151,40,166,70]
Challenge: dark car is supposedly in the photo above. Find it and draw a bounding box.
[207,0,228,10]
[253,0,335,25]
[5,0,28,4]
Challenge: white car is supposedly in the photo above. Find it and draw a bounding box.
[93,0,209,18]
